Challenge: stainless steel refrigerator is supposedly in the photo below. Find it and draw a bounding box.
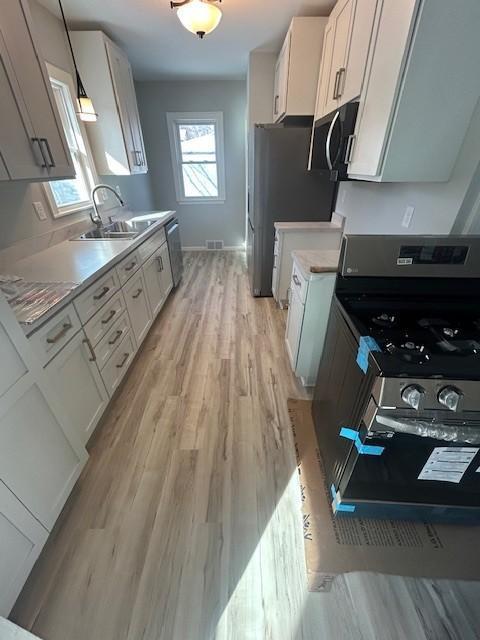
[247,124,337,297]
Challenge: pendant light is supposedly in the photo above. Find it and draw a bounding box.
[58,0,98,122]
[170,0,222,39]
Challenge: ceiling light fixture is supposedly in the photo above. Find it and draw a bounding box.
[58,0,98,122]
[170,0,222,39]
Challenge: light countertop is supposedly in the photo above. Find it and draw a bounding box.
[0,618,42,640]
[292,249,340,279]
[274,220,342,232]
[5,210,174,334]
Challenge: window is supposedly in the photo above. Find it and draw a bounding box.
[43,64,97,218]
[166,112,226,204]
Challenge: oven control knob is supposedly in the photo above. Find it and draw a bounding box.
[438,386,462,412]
[401,385,424,410]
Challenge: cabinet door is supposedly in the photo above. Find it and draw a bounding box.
[314,18,336,120]
[124,271,152,345]
[285,287,304,371]
[0,480,48,616]
[0,0,73,179]
[143,250,165,318]
[273,32,291,121]
[159,242,173,301]
[125,62,148,173]
[45,331,109,445]
[324,0,355,116]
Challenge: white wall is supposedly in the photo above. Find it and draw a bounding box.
[136,80,246,249]
[336,99,480,236]
[0,0,154,259]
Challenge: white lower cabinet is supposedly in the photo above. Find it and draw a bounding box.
[0,480,48,616]
[285,287,304,369]
[124,271,152,345]
[45,331,109,445]
[101,331,136,395]
[143,243,173,317]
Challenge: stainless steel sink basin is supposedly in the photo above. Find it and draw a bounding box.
[71,218,159,241]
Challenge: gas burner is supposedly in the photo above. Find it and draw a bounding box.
[372,313,397,328]
[442,327,460,338]
[385,341,430,364]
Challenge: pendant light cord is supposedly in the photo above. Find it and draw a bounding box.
[58,0,79,77]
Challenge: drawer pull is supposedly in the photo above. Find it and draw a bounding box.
[156,256,164,272]
[125,261,137,272]
[46,322,73,344]
[101,309,116,325]
[132,288,143,299]
[116,352,129,368]
[83,337,96,362]
[93,285,110,301]
[108,329,123,345]
[293,274,302,287]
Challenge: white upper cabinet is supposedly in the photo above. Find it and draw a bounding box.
[315,0,377,120]
[273,17,328,123]
[0,0,74,181]
[348,0,480,182]
[71,31,148,176]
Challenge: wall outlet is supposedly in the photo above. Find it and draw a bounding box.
[402,205,415,228]
[33,201,47,221]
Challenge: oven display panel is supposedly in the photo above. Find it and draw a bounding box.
[398,245,469,265]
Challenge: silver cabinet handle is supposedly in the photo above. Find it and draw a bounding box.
[101,309,116,325]
[336,67,346,99]
[108,329,123,345]
[274,95,279,115]
[125,261,137,272]
[325,110,340,171]
[293,274,302,287]
[332,70,340,100]
[46,322,72,344]
[93,286,110,301]
[133,150,143,166]
[40,138,55,167]
[132,288,143,299]
[116,352,129,368]
[344,134,356,164]
[156,256,164,272]
[31,138,48,168]
[83,337,96,362]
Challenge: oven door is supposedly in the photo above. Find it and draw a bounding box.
[338,402,480,514]
[308,102,358,180]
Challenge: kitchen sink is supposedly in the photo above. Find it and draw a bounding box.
[71,218,160,241]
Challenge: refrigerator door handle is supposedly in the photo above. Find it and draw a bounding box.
[326,110,340,171]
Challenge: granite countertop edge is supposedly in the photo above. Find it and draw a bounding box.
[10,211,175,336]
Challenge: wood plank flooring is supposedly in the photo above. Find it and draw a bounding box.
[11,251,480,640]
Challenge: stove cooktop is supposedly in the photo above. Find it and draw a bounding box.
[340,296,480,379]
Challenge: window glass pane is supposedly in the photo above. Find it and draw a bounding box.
[182,163,218,198]
[179,124,216,164]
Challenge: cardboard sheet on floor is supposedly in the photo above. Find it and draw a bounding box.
[287,398,480,592]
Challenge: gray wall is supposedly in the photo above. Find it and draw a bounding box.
[136,80,246,248]
[0,0,154,257]
[336,99,480,236]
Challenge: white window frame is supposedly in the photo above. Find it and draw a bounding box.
[166,112,226,205]
[42,64,98,218]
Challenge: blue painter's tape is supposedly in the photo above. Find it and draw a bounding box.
[356,336,381,373]
[330,484,356,514]
[339,426,385,456]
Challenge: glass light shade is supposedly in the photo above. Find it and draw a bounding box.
[177,0,222,38]
[77,96,97,122]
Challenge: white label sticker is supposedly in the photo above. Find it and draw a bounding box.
[397,257,413,265]
[418,447,478,483]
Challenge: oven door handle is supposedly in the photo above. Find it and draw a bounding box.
[375,414,480,445]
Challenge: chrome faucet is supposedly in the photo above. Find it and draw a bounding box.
[90,184,125,227]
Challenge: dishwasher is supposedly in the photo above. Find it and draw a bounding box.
[166,218,183,287]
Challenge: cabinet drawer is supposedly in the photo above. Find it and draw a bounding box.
[291,262,308,304]
[124,271,152,345]
[137,227,167,264]
[29,304,81,366]
[101,330,136,396]
[74,269,120,324]
[83,290,125,347]
[95,311,132,370]
[116,249,141,285]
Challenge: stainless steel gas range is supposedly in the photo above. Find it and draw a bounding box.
[313,235,480,523]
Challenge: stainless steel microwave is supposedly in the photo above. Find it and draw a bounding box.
[308,102,358,181]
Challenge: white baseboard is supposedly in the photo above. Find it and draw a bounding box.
[182,246,245,251]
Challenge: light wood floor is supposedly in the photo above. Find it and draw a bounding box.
[11,251,480,640]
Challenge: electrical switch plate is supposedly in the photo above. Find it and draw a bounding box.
[402,205,415,228]
[33,201,47,221]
